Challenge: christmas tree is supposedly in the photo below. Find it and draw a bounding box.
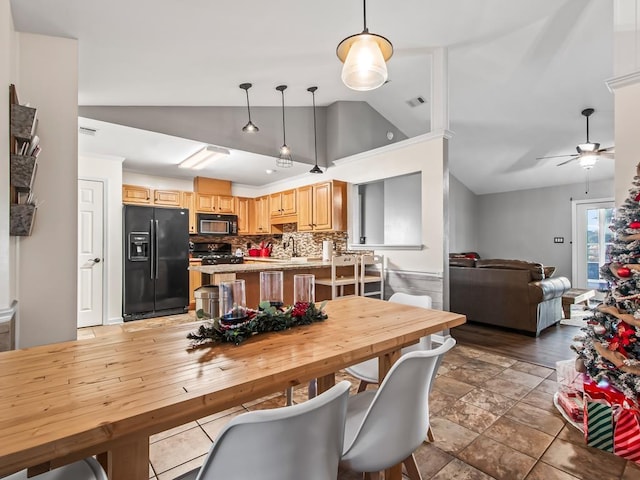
[573,164,640,401]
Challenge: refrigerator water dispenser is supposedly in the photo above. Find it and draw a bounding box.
[128,233,150,261]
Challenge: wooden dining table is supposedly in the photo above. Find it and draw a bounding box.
[0,296,465,480]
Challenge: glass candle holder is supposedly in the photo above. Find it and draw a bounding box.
[294,274,315,304]
[219,279,247,322]
[260,271,284,308]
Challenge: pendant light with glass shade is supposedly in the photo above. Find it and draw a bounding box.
[336,0,393,91]
[308,86,323,174]
[239,83,259,132]
[276,85,293,168]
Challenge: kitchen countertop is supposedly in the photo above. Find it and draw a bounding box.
[190,258,331,274]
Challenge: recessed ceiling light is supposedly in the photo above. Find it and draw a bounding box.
[265,169,275,175]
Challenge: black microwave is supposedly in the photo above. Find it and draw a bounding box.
[197,213,238,236]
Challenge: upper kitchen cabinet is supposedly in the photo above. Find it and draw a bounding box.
[297,180,347,232]
[181,191,197,234]
[270,189,297,225]
[123,184,152,204]
[153,189,181,206]
[236,197,252,235]
[253,195,271,234]
[196,193,235,214]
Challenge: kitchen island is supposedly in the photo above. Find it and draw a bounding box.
[190,258,352,305]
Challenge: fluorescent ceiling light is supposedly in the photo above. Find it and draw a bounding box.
[179,145,230,170]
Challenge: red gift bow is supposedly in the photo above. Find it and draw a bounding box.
[583,375,631,406]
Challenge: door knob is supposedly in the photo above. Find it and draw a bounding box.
[90,258,101,264]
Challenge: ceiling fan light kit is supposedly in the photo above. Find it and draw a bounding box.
[275,85,293,168]
[337,0,393,91]
[239,83,259,133]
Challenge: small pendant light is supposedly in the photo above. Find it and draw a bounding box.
[239,83,259,132]
[308,86,323,174]
[276,85,293,168]
[336,0,393,91]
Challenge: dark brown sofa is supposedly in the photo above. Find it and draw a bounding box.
[449,257,571,336]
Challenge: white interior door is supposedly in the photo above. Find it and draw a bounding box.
[572,198,615,291]
[78,179,104,328]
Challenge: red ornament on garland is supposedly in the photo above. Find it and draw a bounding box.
[618,266,632,278]
[630,221,640,229]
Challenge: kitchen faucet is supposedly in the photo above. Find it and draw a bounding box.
[284,237,298,257]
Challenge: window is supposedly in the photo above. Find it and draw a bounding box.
[352,172,422,248]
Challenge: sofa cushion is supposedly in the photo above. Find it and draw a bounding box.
[475,259,545,280]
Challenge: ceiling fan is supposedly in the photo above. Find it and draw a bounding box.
[536,108,614,170]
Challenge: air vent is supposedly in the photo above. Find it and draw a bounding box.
[79,126,98,136]
[406,96,426,108]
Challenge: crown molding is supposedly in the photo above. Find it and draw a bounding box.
[332,129,455,167]
[606,71,640,92]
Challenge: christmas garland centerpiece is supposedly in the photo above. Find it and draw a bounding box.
[187,300,328,347]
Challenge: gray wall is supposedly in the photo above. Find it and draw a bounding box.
[476,179,613,279]
[449,174,479,254]
[80,101,407,167]
[326,101,407,161]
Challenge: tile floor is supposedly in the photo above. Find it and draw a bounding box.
[79,315,640,480]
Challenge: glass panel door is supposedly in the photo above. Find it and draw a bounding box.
[573,199,615,293]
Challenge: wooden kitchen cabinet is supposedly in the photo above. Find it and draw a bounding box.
[196,193,236,214]
[123,184,152,204]
[253,195,270,234]
[189,260,203,310]
[296,180,347,232]
[269,189,296,217]
[236,197,252,234]
[153,189,181,206]
[181,191,197,234]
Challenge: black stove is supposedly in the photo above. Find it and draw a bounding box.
[200,255,244,265]
[191,242,243,265]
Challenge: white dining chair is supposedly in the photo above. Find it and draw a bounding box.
[173,380,351,480]
[340,338,456,480]
[4,457,107,480]
[345,292,434,393]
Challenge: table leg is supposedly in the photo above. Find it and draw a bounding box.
[316,373,335,395]
[102,437,149,480]
[379,349,402,480]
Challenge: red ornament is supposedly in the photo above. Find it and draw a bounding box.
[630,221,640,229]
[618,267,632,278]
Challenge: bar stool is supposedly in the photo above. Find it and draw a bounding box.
[315,255,359,299]
[359,254,384,299]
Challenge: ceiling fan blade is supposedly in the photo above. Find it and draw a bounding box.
[536,153,578,160]
[599,152,615,159]
[557,157,579,166]
[598,146,615,153]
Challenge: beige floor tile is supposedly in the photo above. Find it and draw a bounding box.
[412,441,455,479]
[149,426,213,474]
[432,375,476,398]
[471,351,517,368]
[511,361,555,379]
[535,378,558,395]
[438,399,499,434]
[483,416,554,459]
[556,424,586,446]
[149,463,154,479]
[460,388,517,416]
[443,364,502,386]
[156,454,207,480]
[453,345,485,358]
[244,394,289,411]
[481,377,534,400]
[504,402,565,436]
[150,421,199,444]
[431,458,497,479]
[540,438,627,480]
[458,435,536,480]
[524,461,581,480]
[241,390,284,407]
[496,368,545,389]
[428,417,479,454]
[200,411,244,440]
[520,388,558,416]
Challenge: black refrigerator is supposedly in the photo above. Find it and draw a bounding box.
[123,205,189,321]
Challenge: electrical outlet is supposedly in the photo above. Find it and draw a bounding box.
[553,237,565,244]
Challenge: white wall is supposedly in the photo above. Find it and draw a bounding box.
[613,80,640,206]
[16,33,78,348]
[123,171,194,191]
[79,154,124,324]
